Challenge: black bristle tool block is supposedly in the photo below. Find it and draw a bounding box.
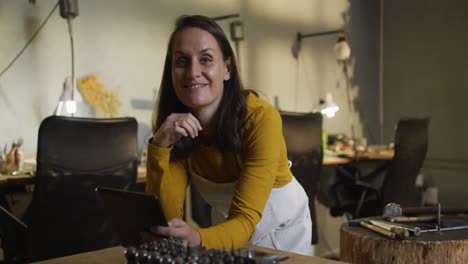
[124,237,280,264]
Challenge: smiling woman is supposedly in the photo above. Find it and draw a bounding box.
[168,29,228,140]
[145,15,312,255]
[171,27,230,113]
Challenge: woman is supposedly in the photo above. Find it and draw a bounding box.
[146,15,311,255]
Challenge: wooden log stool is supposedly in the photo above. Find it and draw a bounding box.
[340,221,468,264]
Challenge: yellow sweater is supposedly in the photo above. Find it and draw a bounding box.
[146,93,292,250]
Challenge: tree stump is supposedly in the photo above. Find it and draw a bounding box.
[340,222,468,264]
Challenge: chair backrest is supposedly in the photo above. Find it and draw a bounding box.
[280,111,323,244]
[23,116,139,262]
[381,117,430,207]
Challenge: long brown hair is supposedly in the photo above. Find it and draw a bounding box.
[152,15,248,159]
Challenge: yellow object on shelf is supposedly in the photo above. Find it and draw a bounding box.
[77,75,121,117]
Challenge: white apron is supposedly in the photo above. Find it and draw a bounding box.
[188,157,312,255]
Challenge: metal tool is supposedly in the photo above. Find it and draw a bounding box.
[419,225,468,234]
[383,203,468,217]
[369,219,421,237]
[437,203,441,232]
[390,215,436,223]
[368,220,409,239]
[360,221,396,239]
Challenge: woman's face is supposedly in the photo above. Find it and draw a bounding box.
[171,27,230,113]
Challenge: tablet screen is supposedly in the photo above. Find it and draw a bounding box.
[96,187,168,247]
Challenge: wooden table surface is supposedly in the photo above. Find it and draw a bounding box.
[34,245,349,264]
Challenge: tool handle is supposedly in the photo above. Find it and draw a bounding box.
[403,207,468,215]
[360,222,395,239]
[392,216,436,222]
[390,227,409,239]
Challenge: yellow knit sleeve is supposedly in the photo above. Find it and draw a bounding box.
[197,104,285,250]
[145,142,188,220]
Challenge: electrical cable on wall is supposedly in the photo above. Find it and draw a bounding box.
[58,0,79,115]
[0,1,59,79]
[354,100,378,144]
[66,16,75,104]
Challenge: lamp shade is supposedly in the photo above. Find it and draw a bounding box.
[334,33,351,61]
[55,77,76,115]
[314,92,339,118]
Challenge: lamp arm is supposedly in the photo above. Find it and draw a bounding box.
[212,14,240,21]
[299,30,344,39]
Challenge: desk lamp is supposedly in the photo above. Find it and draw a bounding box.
[291,30,350,119]
[54,77,75,115]
[313,92,340,118]
[54,0,79,116]
[331,33,357,155]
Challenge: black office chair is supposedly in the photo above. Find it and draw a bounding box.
[280,111,323,245]
[0,116,138,263]
[327,160,390,218]
[0,206,27,263]
[327,117,430,218]
[381,117,430,207]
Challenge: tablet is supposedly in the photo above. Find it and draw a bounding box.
[95,187,168,247]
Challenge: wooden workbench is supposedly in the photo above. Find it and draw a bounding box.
[34,245,349,264]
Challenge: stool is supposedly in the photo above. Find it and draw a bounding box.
[340,221,468,263]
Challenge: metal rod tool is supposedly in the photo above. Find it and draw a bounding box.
[360,221,396,239]
[369,219,419,237]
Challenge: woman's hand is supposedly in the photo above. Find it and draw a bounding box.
[150,218,201,247]
[152,113,202,148]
